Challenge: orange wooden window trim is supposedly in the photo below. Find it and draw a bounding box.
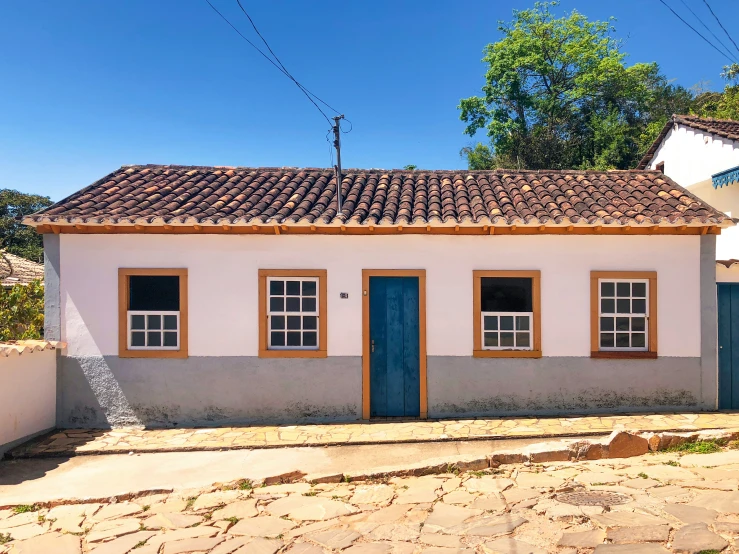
[472,270,542,358]
[362,269,428,420]
[590,271,658,358]
[118,268,189,359]
[258,269,328,359]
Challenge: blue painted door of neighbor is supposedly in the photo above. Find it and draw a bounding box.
[718,283,739,409]
[369,276,420,418]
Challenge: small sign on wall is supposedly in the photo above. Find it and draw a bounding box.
[340,292,349,299]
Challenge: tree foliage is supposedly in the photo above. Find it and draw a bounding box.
[458,2,696,170]
[0,190,52,263]
[0,280,44,341]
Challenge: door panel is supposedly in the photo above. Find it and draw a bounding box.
[718,283,739,410]
[369,276,420,417]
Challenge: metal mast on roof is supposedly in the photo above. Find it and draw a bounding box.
[333,115,345,220]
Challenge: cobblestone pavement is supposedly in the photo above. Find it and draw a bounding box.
[4,448,739,553]
[11,412,739,458]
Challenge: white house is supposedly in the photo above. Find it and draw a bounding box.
[638,115,739,409]
[25,165,728,427]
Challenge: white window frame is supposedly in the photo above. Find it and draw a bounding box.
[480,311,534,351]
[598,278,649,352]
[127,311,180,350]
[266,276,320,351]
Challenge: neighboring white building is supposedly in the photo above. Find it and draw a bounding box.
[25,166,728,426]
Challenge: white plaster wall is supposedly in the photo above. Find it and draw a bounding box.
[717,263,739,283]
[60,234,701,359]
[0,350,56,449]
[681,178,739,262]
[649,124,739,188]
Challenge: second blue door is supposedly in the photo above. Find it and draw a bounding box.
[369,276,420,417]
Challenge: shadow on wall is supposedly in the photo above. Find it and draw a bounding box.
[57,355,363,428]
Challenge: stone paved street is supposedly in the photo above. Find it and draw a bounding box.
[10,412,739,458]
[4,446,739,552]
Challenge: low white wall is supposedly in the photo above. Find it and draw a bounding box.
[0,349,56,454]
[60,234,702,358]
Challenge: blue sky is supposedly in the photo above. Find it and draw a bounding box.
[2,0,739,200]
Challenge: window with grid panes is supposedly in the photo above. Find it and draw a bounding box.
[598,279,648,351]
[127,276,181,350]
[480,277,533,350]
[267,277,319,349]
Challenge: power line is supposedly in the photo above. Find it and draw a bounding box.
[677,0,737,62]
[701,0,739,57]
[203,0,332,125]
[657,0,735,63]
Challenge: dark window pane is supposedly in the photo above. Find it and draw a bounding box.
[632,317,646,332]
[601,299,615,313]
[616,299,631,313]
[287,316,301,330]
[147,332,161,347]
[303,332,317,347]
[616,317,630,331]
[286,297,301,311]
[286,281,300,295]
[129,276,179,310]
[269,280,284,295]
[163,332,178,347]
[147,314,161,330]
[303,316,317,330]
[286,332,301,346]
[516,332,530,347]
[131,315,145,330]
[163,315,178,330]
[632,298,646,313]
[616,333,630,347]
[484,333,498,347]
[483,316,497,331]
[632,333,646,348]
[271,315,285,330]
[500,332,514,347]
[600,333,614,348]
[616,282,630,297]
[302,297,317,312]
[601,282,615,297]
[600,317,614,331]
[480,277,532,312]
[516,316,529,331]
[632,282,646,297]
[269,297,284,312]
[302,281,316,296]
[270,331,285,346]
[131,332,146,346]
[500,316,514,330]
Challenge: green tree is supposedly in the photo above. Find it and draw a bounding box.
[0,280,44,340]
[403,165,418,170]
[0,190,52,263]
[459,1,694,170]
[694,63,739,120]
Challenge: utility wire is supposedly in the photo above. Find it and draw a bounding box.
[204,0,332,125]
[701,0,739,57]
[677,0,737,62]
[234,0,342,116]
[657,0,735,63]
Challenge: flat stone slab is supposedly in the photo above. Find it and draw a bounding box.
[501,489,540,505]
[591,511,671,528]
[469,495,506,512]
[679,450,739,467]
[662,503,718,524]
[88,531,157,554]
[210,537,253,554]
[212,499,259,520]
[593,545,670,554]
[10,532,81,554]
[557,529,606,548]
[266,495,355,521]
[680,479,738,491]
[86,518,141,543]
[90,503,142,521]
[144,526,221,550]
[230,516,297,537]
[350,485,395,505]
[606,525,671,544]
[463,515,527,537]
[442,491,477,505]
[510,474,562,489]
[161,536,225,554]
[142,512,203,529]
[420,533,462,547]
[482,538,547,554]
[425,503,482,530]
[191,490,242,510]
[344,544,393,554]
[237,538,285,554]
[690,491,739,514]
[368,523,421,541]
[306,528,361,549]
[463,478,514,494]
[671,522,728,553]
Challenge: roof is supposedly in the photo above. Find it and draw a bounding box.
[24,165,728,230]
[0,340,65,357]
[0,252,43,287]
[637,114,739,169]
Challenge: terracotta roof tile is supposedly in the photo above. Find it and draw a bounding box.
[25,165,727,228]
[0,252,43,287]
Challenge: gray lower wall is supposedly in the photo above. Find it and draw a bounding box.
[700,234,718,410]
[58,356,362,428]
[59,354,707,428]
[43,234,61,341]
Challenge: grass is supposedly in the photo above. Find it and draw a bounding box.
[225,516,240,524]
[591,482,607,486]
[141,505,150,512]
[663,460,679,467]
[12,505,37,514]
[666,439,724,454]
[698,551,722,554]
[637,472,649,479]
[185,497,197,510]
[239,480,253,491]
[341,475,351,483]
[469,471,488,479]
[132,540,148,549]
[303,491,318,497]
[0,533,11,545]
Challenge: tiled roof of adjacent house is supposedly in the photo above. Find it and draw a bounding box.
[24,165,728,228]
[0,252,44,287]
[637,114,739,169]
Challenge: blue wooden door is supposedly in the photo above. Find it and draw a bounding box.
[369,276,420,417]
[718,283,739,409]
